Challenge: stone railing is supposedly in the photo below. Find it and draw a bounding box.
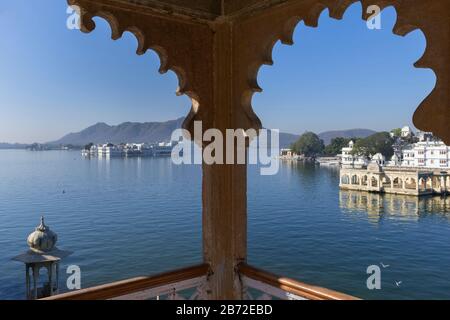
[43,264,210,300]
[43,263,358,300]
[238,264,358,300]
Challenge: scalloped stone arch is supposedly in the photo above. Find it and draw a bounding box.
[63,0,449,300]
[92,15,197,125]
[77,11,181,92]
[246,3,432,133]
[69,0,215,136]
[233,0,449,143]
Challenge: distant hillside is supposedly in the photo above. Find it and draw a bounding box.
[318,129,377,145]
[49,118,185,145]
[48,118,376,148]
[279,132,299,148]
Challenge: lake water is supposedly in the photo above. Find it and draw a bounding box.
[1,150,450,300]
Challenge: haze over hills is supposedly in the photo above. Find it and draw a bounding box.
[46,118,377,148]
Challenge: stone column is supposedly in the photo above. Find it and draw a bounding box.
[25,265,30,300]
[32,266,38,300]
[56,262,60,294]
[200,23,255,299]
[441,176,446,193]
[48,263,54,296]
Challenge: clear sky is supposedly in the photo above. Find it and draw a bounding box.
[0,1,435,143]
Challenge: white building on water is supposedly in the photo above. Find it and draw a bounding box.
[341,141,368,169]
[339,128,450,196]
[97,143,125,157]
[82,142,176,158]
[401,140,449,169]
[341,128,450,170]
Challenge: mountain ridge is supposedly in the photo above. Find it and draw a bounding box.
[47,118,377,148]
[49,118,185,146]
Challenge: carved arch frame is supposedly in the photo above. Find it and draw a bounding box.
[69,0,449,143]
[232,0,449,142]
[67,0,449,299]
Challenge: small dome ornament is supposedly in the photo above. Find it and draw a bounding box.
[27,216,58,253]
[13,216,72,299]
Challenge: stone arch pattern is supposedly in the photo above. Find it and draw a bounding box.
[383,176,392,188]
[62,0,450,299]
[231,0,449,143]
[341,175,350,184]
[405,178,417,190]
[68,0,450,143]
[371,176,378,188]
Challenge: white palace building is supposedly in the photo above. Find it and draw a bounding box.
[341,127,450,170]
[340,127,450,196]
[401,140,449,168]
[82,142,176,158]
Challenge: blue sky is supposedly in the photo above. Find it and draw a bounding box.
[0,1,435,143]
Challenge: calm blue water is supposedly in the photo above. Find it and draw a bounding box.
[1,150,450,300]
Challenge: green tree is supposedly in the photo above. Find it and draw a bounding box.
[291,132,324,157]
[84,142,94,150]
[323,137,352,156]
[390,128,402,137]
[352,132,394,159]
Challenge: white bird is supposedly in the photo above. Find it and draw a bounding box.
[380,262,390,268]
[395,281,402,287]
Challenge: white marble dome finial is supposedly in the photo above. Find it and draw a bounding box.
[37,216,46,231]
[27,216,58,253]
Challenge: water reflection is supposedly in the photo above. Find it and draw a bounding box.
[339,190,450,223]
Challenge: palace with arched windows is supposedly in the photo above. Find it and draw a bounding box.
[340,162,449,196]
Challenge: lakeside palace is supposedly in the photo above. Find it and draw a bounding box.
[339,127,450,196]
[81,142,177,158]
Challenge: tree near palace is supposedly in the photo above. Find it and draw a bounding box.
[323,137,353,156]
[351,132,394,159]
[291,132,325,158]
[390,128,402,138]
[84,142,94,150]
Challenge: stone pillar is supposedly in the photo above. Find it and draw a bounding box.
[441,176,446,193]
[25,265,30,300]
[32,266,38,300]
[445,173,450,193]
[48,264,53,296]
[56,262,60,294]
[200,22,265,299]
